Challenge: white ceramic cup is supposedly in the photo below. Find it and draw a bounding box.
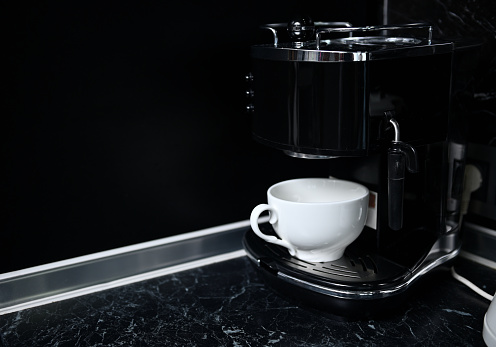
[250,178,369,262]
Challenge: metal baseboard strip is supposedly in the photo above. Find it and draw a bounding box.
[460,250,496,270]
[462,221,496,264]
[0,219,263,316]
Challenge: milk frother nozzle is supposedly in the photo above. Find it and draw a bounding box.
[387,116,419,230]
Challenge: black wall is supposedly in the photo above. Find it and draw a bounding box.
[386,0,496,144]
[1,2,379,272]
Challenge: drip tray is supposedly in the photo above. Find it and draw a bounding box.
[243,226,418,318]
[244,224,410,290]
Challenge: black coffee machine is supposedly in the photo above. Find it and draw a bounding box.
[243,19,464,318]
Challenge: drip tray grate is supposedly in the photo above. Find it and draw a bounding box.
[244,226,410,290]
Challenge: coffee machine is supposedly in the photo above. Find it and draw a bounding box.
[243,19,463,318]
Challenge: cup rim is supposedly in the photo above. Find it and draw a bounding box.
[268,178,369,204]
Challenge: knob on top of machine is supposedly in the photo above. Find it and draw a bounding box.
[287,16,315,42]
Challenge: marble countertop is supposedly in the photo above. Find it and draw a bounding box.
[0,253,494,346]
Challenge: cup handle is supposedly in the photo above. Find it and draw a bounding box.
[250,204,296,256]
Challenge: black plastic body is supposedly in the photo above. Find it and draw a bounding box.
[251,53,452,157]
[243,228,410,319]
[250,47,454,265]
[251,59,368,156]
[246,35,464,318]
[329,144,448,268]
[243,227,454,319]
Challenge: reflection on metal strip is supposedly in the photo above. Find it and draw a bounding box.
[0,218,265,315]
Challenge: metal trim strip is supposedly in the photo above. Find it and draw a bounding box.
[460,251,496,270]
[0,250,247,316]
[251,42,453,62]
[0,218,266,315]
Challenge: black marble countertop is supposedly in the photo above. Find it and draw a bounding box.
[0,255,494,346]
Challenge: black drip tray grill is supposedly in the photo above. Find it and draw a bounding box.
[242,222,460,318]
[243,225,410,292]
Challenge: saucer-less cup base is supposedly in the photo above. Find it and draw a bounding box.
[250,178,369,263]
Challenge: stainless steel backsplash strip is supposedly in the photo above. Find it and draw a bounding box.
[460,221,496,269]
[0,220,259,315]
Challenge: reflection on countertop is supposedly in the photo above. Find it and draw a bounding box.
[0,254,494,346]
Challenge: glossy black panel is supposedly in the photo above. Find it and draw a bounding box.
[326,143,446,266]
[251,48,452,157]
[251,59,367,156]
[368,53,452,146]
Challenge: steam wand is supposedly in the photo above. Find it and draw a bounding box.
[386,114,419,230]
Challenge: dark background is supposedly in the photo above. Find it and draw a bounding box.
[1,0,494,273]
[1,1,378,272]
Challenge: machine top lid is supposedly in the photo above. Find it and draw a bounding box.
[252,21,454,62]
